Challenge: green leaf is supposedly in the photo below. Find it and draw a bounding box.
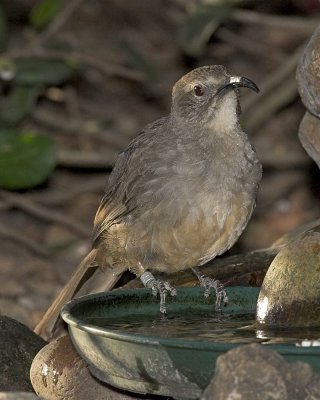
[178,4,233,57]
[121,41,158,82]
[0,85,40,125]
[0,131,56,189]
[14,58,77,85]
[29,0,64,30]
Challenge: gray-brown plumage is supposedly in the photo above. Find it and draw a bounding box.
[35,65,261,339]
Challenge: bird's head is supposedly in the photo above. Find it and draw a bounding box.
[171,65,259,129]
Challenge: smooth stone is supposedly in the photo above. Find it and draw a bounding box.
[299,110,320,168]
[0,316,46,392]
[201,343,320,400]
[0,393,41,399]
[297,25,320,118]
[256,231,320,328]
[30,335,141,400]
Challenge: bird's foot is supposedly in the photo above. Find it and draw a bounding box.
[140,271,177,314]
[192,268,228,310]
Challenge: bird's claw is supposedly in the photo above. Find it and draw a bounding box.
[140,271,176,314]
[151,279,177,314]
[198,275,228,310]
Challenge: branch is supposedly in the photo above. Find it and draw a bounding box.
[0,190,89,238]
[242,45,304,132]
[29,0,86,48]
[9,48,143,82]
[0,222,50,258]
[57,149,116,169]
[31,107,129,149]
[124,247,279,289]
[216,28,285,64]
[233,10,319,33]
[26,176,107,207]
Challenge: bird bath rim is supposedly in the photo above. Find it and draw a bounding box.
[61,287,320,354]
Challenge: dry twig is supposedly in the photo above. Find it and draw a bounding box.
[28,0,86,48]
[242,45,304,132]
[216,28,286,64]
[27,176,107,207]
[9,48,143,82]
[233,10,319,33]
[124,247,279,289]
[6,0,143,83]
[57,149,116,169]
[0,190,89,238]
[31,107,129,149]
[0,223,50,258]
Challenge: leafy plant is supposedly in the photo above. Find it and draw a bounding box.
[29,0,64,30]
[121,41,158,82]
[0,55,79,188]
[0,85,40,126]
[0,131,56,190]
[14,58,77,86]
[178,4,234,57]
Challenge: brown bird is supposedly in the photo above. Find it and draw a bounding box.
[35,65,261,339]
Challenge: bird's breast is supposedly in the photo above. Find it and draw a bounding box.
[107,130,262,272]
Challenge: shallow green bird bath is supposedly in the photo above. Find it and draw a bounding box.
[61,287,320,400]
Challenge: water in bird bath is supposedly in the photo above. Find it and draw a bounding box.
[84,311,320,345]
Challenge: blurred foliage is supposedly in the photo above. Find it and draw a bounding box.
[0,55,77,189]
[14,58,78,85]
[0,0,238,191]
[0,85,40,125]
[178,3,234,57]
[0,0,316,192]
[29,0,64,30]
[0,131,55,190]
[0,0,78,190]
[121,41,159,82]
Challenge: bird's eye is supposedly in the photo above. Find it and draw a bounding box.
[193,85,204,97]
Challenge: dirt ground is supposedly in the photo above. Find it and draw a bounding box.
[1,0,320,329]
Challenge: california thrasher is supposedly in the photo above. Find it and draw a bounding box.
[35,65,261,339]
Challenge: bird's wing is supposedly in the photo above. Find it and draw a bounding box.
[92,116,169,245]
[92,151,132,244]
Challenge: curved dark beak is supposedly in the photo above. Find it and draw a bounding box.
[217,76,259,96]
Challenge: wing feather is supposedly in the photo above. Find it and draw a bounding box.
[92,116,169,245]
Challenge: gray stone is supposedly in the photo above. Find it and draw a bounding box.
[201,343,320,400]
[0,393,40,399]
[30,335,140,399]
[0,316,46,392]
[297,25,320,118]
[256,231,320,328]
[299,111,320,168]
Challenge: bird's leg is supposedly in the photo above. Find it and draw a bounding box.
[191,267,228,310]
[140,271,177,314]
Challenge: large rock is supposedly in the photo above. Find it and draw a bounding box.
[0,393,40,399]
[201,343,320,400]
[297,25,320,118]
[299,110,320,168]
[30,335,140,400]
[256,231,320,328]
[0,316,46,392]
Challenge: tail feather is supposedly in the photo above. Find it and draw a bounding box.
[34,249,120,340]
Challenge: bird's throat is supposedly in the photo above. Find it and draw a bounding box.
[209,93,238,135]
